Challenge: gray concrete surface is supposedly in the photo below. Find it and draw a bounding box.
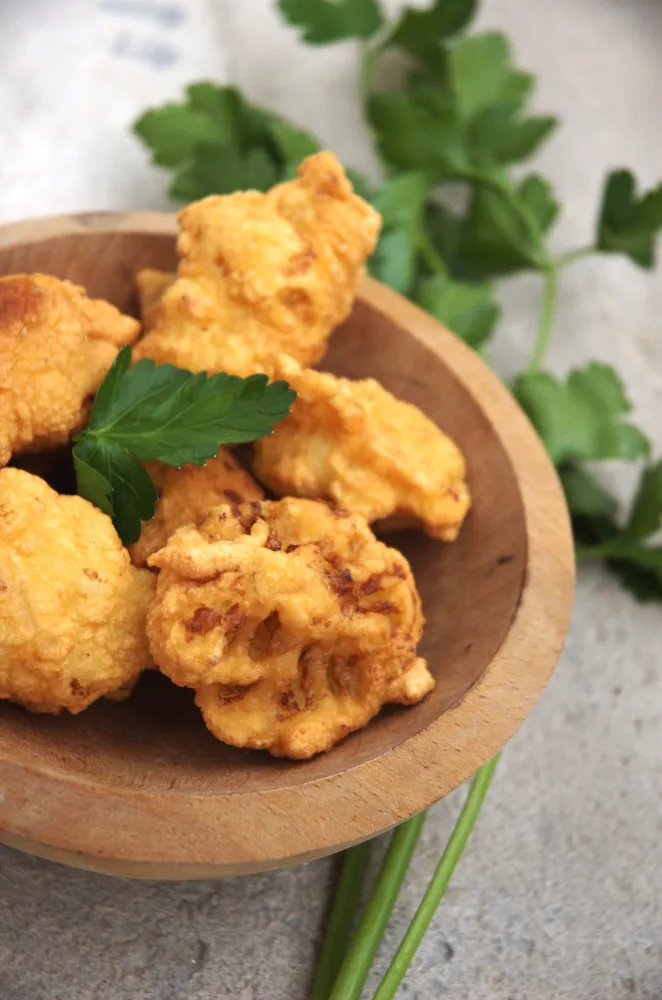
[1,1,661,997]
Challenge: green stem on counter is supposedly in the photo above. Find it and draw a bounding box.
[327,812,427,1000]
[311,840,372,1000]
[372,754,500,1000]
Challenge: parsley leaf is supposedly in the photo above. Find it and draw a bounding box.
[468,111,557,166]
[370,88,555,178]
[84,348,296,466]
[518,175,559,233]
[623,460,662,540]
[75,347,296,543]
[390,0,477,57]
[597,169,662,268]
[514,363,650,466]
[133,104,214,168]
[369,173,430,294]
[135,84,320,202]
[135,85,257,170]
[431,176,557,282]
[414,274,499,348]
[558,465,617,520]
[447,33,532,120]
[264,116,321,177]
[169,143,279,202]
[278,0,384,44]
[72,448,114,519]
[74,437,159,546]
[369,90,466,175]
[571,462,662,602]
[458,178,550,276]
[367,172,501,340]
[574,511,662,602]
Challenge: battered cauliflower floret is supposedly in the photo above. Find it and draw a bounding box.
[129,450,264,568]
[0,469,155,714]
[134,152,381,377]
[135,268,175,330]
[147,498,433,758]
[195,653,433,761]
[0,274,140,467]
[253,356,471,542]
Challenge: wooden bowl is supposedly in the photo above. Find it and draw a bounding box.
[0,213,574,879]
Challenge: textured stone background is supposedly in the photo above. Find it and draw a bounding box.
[0,1,661,998]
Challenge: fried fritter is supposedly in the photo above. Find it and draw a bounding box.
[134,152,381,377]
[253,355,471,542]
[0,274,140,467]
[0,469,155,714]
[135,268,175,330]
[129,449,264,568]
[195,653,433,761]
[147,498,433,758]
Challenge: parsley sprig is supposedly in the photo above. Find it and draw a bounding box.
[73,346,295,544]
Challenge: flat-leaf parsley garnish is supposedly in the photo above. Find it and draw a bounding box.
[73,346,295,544]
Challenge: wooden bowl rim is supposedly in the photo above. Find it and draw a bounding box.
[0,213,575,878]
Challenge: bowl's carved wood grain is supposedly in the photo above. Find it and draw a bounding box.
[0,214,574,878]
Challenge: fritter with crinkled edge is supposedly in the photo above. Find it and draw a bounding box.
[0,469,155,714]
[134,152,381,377]
[253,355,471,542]
[129,450,264,568]
[147,498,433,758]
[0,274,140,467]
[195,654,434,760]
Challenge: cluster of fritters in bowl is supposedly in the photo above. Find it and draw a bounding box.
[0,152,471,759]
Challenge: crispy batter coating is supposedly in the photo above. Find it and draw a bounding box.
[134,152,381,377]
[0,469,155,714]
[129,449,264,567]
[147,498,433,758]
[253,356,471,542]
[0,274,140,467]
[135,268,175,330]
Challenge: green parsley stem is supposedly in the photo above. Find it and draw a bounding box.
[360,43,382,106]
[359,17,400,106]
[327,812,426,1000]
[554,245,595,269]
[526,265,558,374]
[419,230,449,277]
[371,755,500,1000]
[311,841,372,1000]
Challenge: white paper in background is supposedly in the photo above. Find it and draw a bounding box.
[0,0,229,223]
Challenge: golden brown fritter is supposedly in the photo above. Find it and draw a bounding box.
[195,654,433,761]
[253,355,471,542]
[135,268,175,330]
[0,468,155,714]
[129,449,264,568]
[134,152,381,377]
[147,498,433,758]
[0,274,140,467]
